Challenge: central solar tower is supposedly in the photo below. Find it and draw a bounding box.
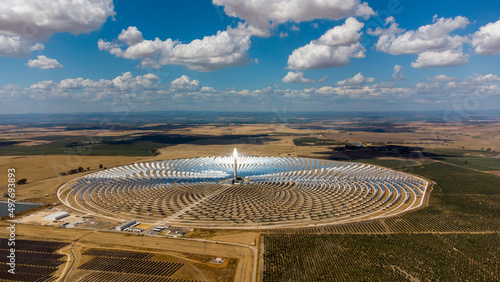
[233,148,238,181]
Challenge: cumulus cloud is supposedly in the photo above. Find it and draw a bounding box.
[59,77,111,89]
[368,16,470,68]
[287,43,365,70]
[30,80,55,90]
[472,19,500,55]
[411,49,468,68]
[112,72,161,91]
[0,35,44,57]
[282,71,314,83]
[201,86,216,92]
[27,55,63,69]
[98,1,375,71]
[470,73,500,83]
[47,72,160,92]
[170,75,201,91]
[8,72,162,104]
[3,72,500,110]
[118,26,144,46]
[392,65,405,80]
[417,73,500,98]
[336,72,375,86]
[316,17,364,46]
[287,17,365,69]
[0,0,115,57]
[99,25,253,71]
[213,0,374,30]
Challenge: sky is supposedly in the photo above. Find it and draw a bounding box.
[1,0,500,114]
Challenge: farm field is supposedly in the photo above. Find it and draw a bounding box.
[262,233,499,281]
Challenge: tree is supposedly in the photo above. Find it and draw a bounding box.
[16,178,27,185]
[78,166,84,172]
[99,164,103,169]
[87,167,90,171]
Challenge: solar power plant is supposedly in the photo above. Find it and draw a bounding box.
[58,155,429,229]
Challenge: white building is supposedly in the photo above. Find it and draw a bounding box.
[45,211,69,221]
[115,219,136,231]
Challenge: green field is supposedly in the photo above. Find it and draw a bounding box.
[263,233,499,281]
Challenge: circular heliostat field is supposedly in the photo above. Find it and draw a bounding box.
[58,156,428,229]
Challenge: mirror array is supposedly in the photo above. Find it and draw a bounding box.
[58,156,428,229]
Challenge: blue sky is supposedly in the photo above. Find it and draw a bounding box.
[1,0,500,114]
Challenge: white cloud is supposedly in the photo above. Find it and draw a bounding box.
[9,72,163,104]
[392,65,405,80]
[417,73,500,100]
[370,16,469,54]
[0,0,115,57]
[316,17,364,46]
[472,19,500,55]
[426,74,457,82]
[470,73,500,83]
[3,72,500,110]
[213,0,374,30]
[59,77,113,89]
[112,72,160,91]
[282,71,314,83]
[27,55,63,69]
[411,49,468,68]
[279,32,289,38]
[99,1,375,72]
[0,35,44,57]
[118,26,144,46]
[287,17,365,69]
[99,25,253,71]
[287,42,365,70]
[313,82,412,99]
[336,72,375,86]
[0,0,115,39]
[30,80,55,90]
[369,16,470,68]
[290,25,300,31]
[170,75,201,91]
[201,86,216,92]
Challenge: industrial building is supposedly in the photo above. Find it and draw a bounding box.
[115,219,136,231]
[45,211,69,221]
